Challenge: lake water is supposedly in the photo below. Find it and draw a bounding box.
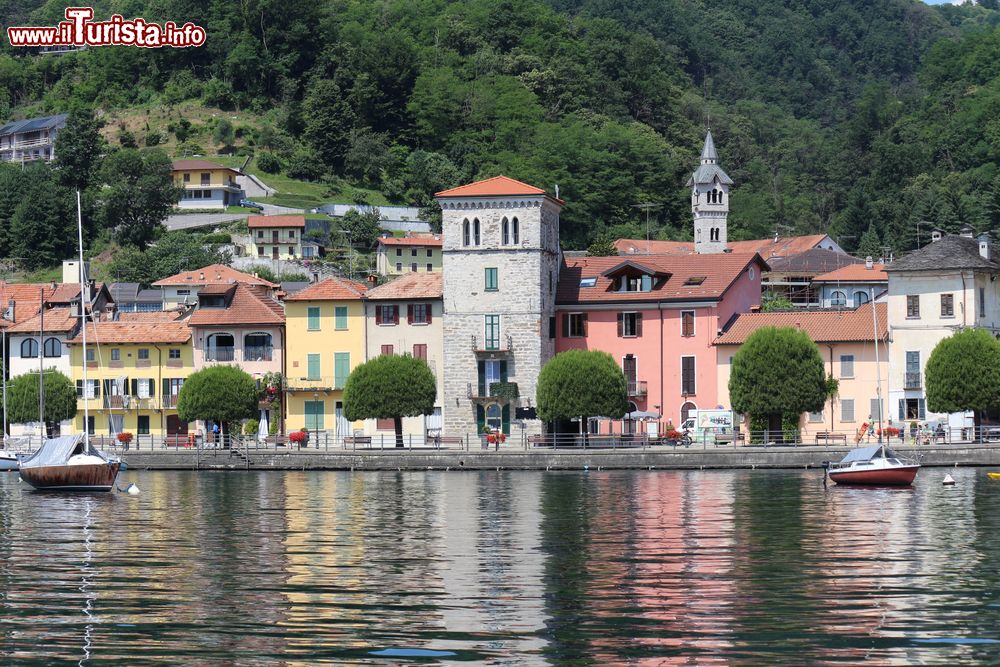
[2,468,1000,665]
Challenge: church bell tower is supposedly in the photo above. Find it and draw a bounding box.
[686,131,733,254]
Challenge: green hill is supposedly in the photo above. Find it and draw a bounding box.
[2,0,1000,252]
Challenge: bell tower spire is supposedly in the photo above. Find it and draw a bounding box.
[686,130,733,254]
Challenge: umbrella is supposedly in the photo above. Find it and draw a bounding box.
[258,409,269,442]
[624,410,660,420]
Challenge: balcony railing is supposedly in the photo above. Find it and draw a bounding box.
[244,346,274,362]
[286,375,348,391]
[627,381,648,397]
[206,347,236,362]
[472,334,513,354]
[904,372,921,389]
[14,138,52,149]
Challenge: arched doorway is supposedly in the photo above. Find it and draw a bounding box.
[623,401,638,435]
[681,401,697,427]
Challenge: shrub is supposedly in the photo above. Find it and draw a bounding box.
[256,151,281,173]
[243,419,259,435]
[144,130,162,146]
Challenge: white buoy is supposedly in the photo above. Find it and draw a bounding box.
[126,483,140,495]
[943,474,956,486]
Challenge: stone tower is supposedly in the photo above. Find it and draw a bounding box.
[436,176,562,438]
[686,130,733,254]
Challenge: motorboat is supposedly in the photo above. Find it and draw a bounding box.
[18,435,121,492]
[0,449,20,471]
[827,444,920,486]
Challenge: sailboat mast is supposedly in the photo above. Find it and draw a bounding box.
[38,287,44,438]
[77,190,89,443]
[871,287,885,453]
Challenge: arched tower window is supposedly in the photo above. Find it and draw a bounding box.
[855,291,870,305]
[512,217,519,245]
[501,217,509,245]
[462,219,470,247]
[473,218,481,246]
[831,291,847,307]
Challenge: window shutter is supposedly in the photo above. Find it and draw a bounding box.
[898,399,905,421]
[548,316,556,339]
[478,361,486,397]
[582,313,588,337]
[425,304,432,324]
[391,305,399,323]
[476,405,486,432]
[76,380,83,397]
[163,379,170,398]
[562,314,569,337]
[149,379,155,396]
[375,306,382,325]
[499,360,508,382]
[407,304,413,324]
[918,399,926,420]
[502,404,510,435]
[617,313,624,338]
[636,313,643,337]
[131,379,137,396]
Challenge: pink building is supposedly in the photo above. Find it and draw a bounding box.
[555,253,767,433]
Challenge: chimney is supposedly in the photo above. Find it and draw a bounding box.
[960,224,976,239]
[931,229,943,243]
[979,232,992,261]
[865,256,874,269]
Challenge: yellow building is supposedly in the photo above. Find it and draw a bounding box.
[375,235,443,276]
[66,316,195,443]
[247,215,306,260]
[714,302,889,441]
[171,159,242,209]
[283,277,368,435]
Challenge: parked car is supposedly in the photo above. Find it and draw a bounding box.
[240,199,264,211]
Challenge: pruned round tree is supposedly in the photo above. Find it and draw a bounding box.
[4,369,77,429]
[536,350,629,433]
[176,366,259,439]
[343,354,436,447]
[729,326,828,440]
[926,328,1000,429]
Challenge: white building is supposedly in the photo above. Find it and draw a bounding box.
[0,114,67,163]
[884,228,1000,431]
[687,131,732,254]
[437,176,562,437]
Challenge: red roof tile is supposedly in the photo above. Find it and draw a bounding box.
[365,273,442,300]
[436,175,550,198]
[171,160,239,173]
[714,302,887,345]
[247,215,305,229]
[66,320,191,345]
[189,283,285,326]
[558,253,767,304]
[377,236,443,247]
[284,277,367,301]
[6,307,79,334]
[812,263,888,283]
[118,311,183,322]
[614,234,834,259]
[152,264,279,288]
[0,282,59,325]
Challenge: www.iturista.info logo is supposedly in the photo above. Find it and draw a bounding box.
[6,7,206,48]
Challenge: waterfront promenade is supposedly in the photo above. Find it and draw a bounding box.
[115,442,1000,471]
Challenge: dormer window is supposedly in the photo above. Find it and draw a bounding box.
[618,275,653,292]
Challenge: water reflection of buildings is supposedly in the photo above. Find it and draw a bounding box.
[436,471,548,660]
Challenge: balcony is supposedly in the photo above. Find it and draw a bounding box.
[627,381,648,398]
[206,347,236,362]
[14,137,52,149]
[243,346,274,362]
[467,381,519,403]
[904,372,921,389]
[286,375,348,391]
[472,334,513,357]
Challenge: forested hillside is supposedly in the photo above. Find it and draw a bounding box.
[2,0,1000,254]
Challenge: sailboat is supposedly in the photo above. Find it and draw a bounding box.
[18,191,121,492]
[827,293,920,486]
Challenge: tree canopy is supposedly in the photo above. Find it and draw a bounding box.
[926,328,1000,423]
[536,350,628,424]
[105,230,232,287]
[729,327,828,422]
[3,369,77,426]
[342,354,436,447]
[176,366,259,431]
[98,148,181,249]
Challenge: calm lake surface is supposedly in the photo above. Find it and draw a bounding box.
[2,468,1000,665]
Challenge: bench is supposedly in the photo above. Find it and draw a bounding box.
[429,435,465,448]
[715,432,745,445]
[816,431,848,444]
[528,435,550,447]
[343,436,372,447]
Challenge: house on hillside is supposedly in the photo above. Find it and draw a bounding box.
[0,114,67,163]
[247,215,306,260]
[811,260,888,308]
[375,235,443,275]
[714,302,889,441]
[171,159,244,209]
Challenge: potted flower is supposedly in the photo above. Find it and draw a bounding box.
[663,429,683,446]
[116,431,134,450]
[480,425,491,450]
[288,429,308,448]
